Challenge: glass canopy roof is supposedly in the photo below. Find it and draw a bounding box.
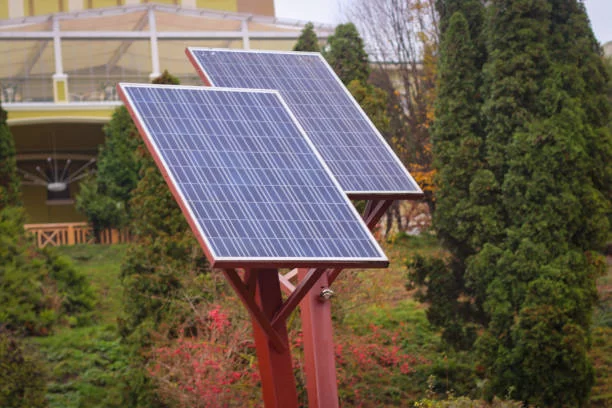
[0,3,333,103]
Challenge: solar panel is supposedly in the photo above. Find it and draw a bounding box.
[118,84,388,269]
[186,48,423,199]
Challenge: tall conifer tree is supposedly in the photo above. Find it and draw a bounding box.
[413,0,611,404]
[476,1,610,404]
[411,7,489,349]
[293,22,320,52]
[323,23,370,85]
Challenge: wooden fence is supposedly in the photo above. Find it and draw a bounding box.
[24,222,131,248]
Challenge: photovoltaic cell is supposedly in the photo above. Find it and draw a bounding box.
[118,84,388,269]
[186,48,423,198]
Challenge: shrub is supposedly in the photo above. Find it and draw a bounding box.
[413,396,522,408]
[0,330,47,407]
[75,105,141,239]
[0,207,94,335]
[147,303,260,407]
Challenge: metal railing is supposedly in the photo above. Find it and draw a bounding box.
[1,78,54,103]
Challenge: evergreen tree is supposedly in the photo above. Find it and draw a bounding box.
[480,0,551,183]
[412,0,610,404]
[0,103,20,208]
[323,23,370,85]
[293,22,320,52]
[410,9,488,350]
[436,0,486,69]
[98,106,141,206]
[0,330,47,407]
[475,1,609,404]
[76,93,143,240]
[547,0,612,246]
[75,177,125,242]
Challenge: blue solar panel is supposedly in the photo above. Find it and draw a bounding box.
[118,84,388,268]
[186,48,422,198]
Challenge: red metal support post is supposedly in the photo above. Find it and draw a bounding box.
[299,199,396,407]
[251,269,299,408]
[299,268,340,408]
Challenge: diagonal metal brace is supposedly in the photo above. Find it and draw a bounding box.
[278,272,296,295]
[270,267,327,328]
[222,269,287,352]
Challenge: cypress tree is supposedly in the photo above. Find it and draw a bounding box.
[96,106,141,205]
[472,0,607,404]
[293,22,320,52]
[0,103,20,208]
[410,8,488,349]
[436,0,483,42]
[412,0,610,404]
[436,0,486,69]
[480,0,551,183]
[76,98,142,240]
[475,1,610,404]
[461,1,553,362]
[547,0,612,247]
[323,23,370,85]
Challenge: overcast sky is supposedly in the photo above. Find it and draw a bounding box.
[274,0,612,45]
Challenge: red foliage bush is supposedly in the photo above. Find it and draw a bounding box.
[335,323,430,406]
[147,300,431,406]
[148,304,260,407]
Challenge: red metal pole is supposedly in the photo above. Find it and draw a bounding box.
[251,269,299,408]
[299,199,396,406]
[299,269,339,408]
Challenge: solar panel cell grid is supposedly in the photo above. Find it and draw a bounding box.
[118,84,388,268]
[186,49,423,198]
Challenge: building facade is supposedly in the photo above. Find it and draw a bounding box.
[0,0,333,224]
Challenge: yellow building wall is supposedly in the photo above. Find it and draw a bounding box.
[22,185,86,223]
[7,108,114,122]
[3,0,275,17]
[28,0,67,16]
[196,0,236,12]
[0,1,9,18]
[89,0,121,8]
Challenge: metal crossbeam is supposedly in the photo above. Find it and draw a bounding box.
[21,38,49,76]
[0,31,326,40]
[105,11,148,72]
[271,267,327,327]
